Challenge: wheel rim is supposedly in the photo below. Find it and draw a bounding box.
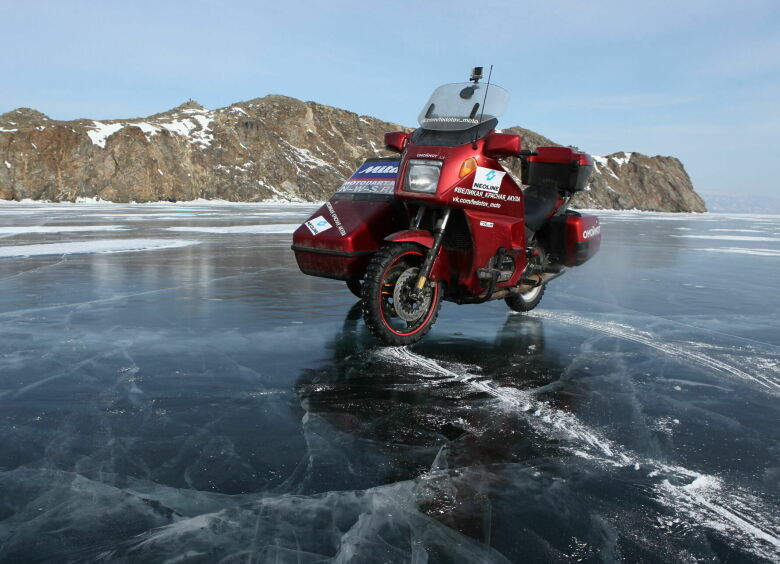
[377,251,438,337]
[520,283,542,301]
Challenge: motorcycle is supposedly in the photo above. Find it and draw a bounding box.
[292,67,601,345]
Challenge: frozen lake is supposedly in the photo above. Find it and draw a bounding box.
[0,202,778,562]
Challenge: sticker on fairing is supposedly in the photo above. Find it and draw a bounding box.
[479,221,494,228]
[336,159,400,195]
[472,167,505,193]
[305,215,333,235]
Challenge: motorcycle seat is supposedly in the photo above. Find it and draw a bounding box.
[523,185,558,231]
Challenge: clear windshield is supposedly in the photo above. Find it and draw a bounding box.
[417,82,509,131]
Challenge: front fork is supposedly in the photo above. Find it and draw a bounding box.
[414,207,451,293]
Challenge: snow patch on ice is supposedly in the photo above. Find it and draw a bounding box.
[0,238,197,258]
[165,224,298,234]
[697,247,780,257]
[671,234,780,242]
[0,225,128,235]
[709,229,765,233]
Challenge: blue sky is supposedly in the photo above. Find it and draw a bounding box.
[1,0,778,198]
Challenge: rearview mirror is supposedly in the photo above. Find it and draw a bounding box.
[384,131,410,154]
[483,133,521,159]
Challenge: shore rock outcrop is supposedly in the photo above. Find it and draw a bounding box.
[0,96,705,211]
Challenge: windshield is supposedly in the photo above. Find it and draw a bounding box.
[417,82,509,131]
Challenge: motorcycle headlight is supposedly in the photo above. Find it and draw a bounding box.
[404,159,442,194]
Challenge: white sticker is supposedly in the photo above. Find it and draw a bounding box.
[472,167,506,193]
[479,221,494,228]
[582,225,601,239]
[305,215,333,235]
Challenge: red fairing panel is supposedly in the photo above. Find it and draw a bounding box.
[292,199,405,280]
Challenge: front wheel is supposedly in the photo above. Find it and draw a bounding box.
[362,243,442,346]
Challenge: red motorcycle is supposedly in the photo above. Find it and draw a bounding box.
[292,68,601,345]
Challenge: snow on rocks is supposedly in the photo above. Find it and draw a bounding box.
[86,121,124,148]
[85,108,215,149]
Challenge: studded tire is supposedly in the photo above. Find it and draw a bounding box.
[361,243,443,346]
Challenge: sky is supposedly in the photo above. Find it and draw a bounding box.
[1,0,778,200]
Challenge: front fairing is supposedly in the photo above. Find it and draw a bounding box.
[394,136,523,219]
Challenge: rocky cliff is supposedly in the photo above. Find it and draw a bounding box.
[0,96,705,212]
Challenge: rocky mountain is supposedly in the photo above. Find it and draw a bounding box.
[0,96,705,212]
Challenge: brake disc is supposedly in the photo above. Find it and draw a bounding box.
[393,268,432,322]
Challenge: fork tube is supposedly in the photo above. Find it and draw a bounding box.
[411,205,425,229]
[415,208,450,291]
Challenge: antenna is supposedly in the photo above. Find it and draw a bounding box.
[473,64,493,149]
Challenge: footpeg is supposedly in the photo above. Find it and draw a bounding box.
[477,268,500,281]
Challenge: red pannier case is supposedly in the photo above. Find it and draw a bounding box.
[539,211,601,267]
[524,146,594,193]
[292,158,404,281]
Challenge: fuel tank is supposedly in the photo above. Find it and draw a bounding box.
[292,158,406,281]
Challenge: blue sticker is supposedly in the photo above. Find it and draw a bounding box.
[349,160,400,181]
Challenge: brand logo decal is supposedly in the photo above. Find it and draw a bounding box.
[472,167,505,193]
[479,221,494,228]
[582,225,601,239]
[305,215,333,236]
[360,165,398,175]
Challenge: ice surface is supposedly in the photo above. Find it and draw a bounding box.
[0,205,778,562]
